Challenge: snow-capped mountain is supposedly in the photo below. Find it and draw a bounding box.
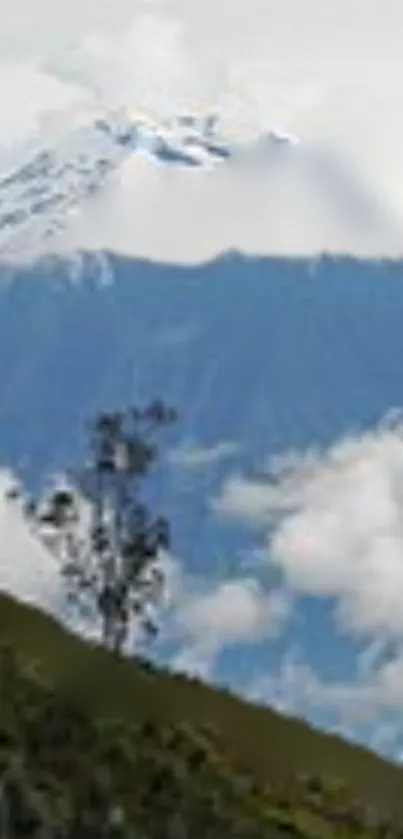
[0,94,305,263]
[0,105,235,259]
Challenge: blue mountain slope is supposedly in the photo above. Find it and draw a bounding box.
[0,255,403,551]
[0,251,402,571]
[1,251,403,744]
[0,253,402,473]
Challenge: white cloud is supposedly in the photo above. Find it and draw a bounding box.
[251,644,391,725]
[168,439,240,469]
[167,569,290,679]
[248,642,403,758]
[177,577,288,646]
[0,66,93,178]
[1,0,403,260]
[0,469,63,613]
[56,138,403,262]
[214,473,279,524]
[217,417,403,644]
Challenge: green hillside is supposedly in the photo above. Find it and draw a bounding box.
[1,591,403,836]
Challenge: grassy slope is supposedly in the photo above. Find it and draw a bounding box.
[0,591,402,821]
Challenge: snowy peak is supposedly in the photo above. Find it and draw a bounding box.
[113,109,231,166]
[0,110,135,256]
[0,105,233,260]
[0,99,305,263]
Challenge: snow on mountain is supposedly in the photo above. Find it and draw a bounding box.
[2,0,403,262]
[0,104,235,261]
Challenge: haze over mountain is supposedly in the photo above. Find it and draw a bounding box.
[2,0,403,768]
[2,0,403,261]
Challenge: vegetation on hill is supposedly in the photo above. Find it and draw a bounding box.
[1,593,403,837]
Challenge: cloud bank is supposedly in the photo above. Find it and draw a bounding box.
[216,416,403,754]
[217,417,403,642]
[169,575,290,679]
[0,470,63,613]
[2,0,403,260]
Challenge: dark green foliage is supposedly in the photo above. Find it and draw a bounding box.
[2,596,403,836]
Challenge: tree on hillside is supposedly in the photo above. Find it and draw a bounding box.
[21,402,177,657]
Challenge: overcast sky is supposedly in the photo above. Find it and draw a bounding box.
[1,0,403,260]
